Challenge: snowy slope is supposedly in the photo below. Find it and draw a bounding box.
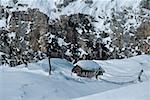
[60,0,143,38]
[0,0,145,32]
[61,0,141,16]
[0,0,57,19]
[0,0,142,19]
[73,80,150,100]
[0,55,150,100]
[1,0,144,54]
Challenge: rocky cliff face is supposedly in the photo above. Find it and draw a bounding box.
[0,0,149,66]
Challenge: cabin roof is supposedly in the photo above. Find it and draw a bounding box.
[74,60,101,70]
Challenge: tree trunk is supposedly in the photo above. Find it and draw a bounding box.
[48,57,51,75]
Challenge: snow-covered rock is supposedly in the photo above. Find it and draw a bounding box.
[0,0,149,66]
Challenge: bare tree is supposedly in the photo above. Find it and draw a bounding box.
[47,43,52,75]
[48,56,51,75]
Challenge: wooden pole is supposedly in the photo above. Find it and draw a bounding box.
[47,43,52,75]
[48,56,51,75]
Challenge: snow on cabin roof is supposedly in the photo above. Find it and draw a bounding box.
[75,60,101,70]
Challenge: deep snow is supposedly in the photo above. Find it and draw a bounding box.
[73,80,150,100]
[0,55,150,100]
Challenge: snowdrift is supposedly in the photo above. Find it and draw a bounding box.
[73,80,150,100]
[0,55,150,100]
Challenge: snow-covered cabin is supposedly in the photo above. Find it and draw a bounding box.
[72,60,105,78]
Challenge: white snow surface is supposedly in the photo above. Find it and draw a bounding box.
[0,0,142,19]
[73,80,150,100]
[0,55,150,100]
[0,0,57,19]
[61,0,141,16]
[0,18,6,28]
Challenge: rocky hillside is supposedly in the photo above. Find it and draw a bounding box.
[0,0,149,66]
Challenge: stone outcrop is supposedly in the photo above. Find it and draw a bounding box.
[0,0,149,67]
[136,21,150,54]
